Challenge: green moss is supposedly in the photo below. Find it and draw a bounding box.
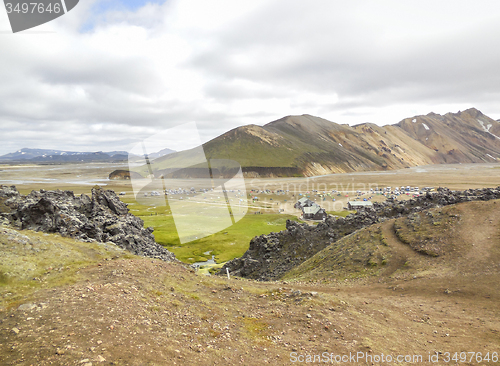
[166,212,298,264]
[282,225,391,282]
[393,208,459,257]
[327,210,355,217]
[0,270,10,285]
[243,318,270,341]
[367,258,378,267]
[0,228,131,308]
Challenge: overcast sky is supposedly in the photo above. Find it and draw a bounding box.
[1,0,500,155]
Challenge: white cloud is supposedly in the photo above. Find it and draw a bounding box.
[1,0,500,155]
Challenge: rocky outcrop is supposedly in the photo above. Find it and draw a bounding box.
[108,170,144,180]
[0,185,20,214]
[0,185,176,262]
[222,211,378,281]
[220,186,500,281]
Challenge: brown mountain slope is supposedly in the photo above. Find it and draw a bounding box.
[146,108,499,178]
[396,108,500,163]
[351,122,440,167]
[149,114,402,177]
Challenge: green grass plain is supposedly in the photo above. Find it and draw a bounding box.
[121,197,300,264]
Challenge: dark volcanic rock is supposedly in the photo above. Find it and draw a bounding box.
[220,186,500,281]
[221,210,379,281]
[0,185,175,262]
[0,185,20,200]
[0,185,21,213]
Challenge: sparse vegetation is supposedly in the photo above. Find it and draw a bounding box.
[2,161,500,364]
[393,207,460,257]
[326,210,355,217]
[283,225,392,282]
[0,227,132,309]
[1,195,500,365]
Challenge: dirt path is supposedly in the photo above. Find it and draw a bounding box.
[457,201,500,262]
[380,220,420,277]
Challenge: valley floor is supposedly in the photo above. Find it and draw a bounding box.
[1,163,500,365]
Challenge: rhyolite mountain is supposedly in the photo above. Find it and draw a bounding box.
[142,108,500,178]
[395,108,500,164]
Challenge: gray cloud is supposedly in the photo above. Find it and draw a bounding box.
[1,0,500,155]
[189,1,500,108]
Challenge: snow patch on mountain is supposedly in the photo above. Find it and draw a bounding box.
[478,119,500,139]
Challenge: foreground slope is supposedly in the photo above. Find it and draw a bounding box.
[284,200,500,282]
[1,223,499,365]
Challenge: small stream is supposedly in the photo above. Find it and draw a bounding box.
[192,255,216,268]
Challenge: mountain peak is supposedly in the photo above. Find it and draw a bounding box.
[263,114,350,136]
[460,107,484,118]
[442,107,484,119]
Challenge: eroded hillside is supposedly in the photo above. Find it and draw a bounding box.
[142,108,500,178]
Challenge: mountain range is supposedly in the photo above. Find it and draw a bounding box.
[0,148,130,163]
[144,107,500,178]
[0,147,176,164]
[3,108,499,174]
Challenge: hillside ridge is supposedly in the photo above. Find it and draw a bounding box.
[147,107,500,178]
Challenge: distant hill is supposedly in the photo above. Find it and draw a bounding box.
[142,108,500,178]
[0,147,174,164]
[0,148,130,163]
[147,147,176,159]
